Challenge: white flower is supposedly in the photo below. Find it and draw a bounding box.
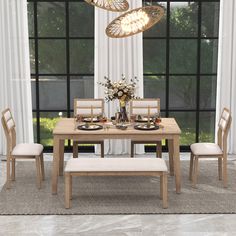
[118,91,123,97]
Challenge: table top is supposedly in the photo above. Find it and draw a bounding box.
[53,118,181,135]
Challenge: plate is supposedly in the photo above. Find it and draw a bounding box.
[77,124,103,131]
[82,117,100,122]
[134,124,159,131]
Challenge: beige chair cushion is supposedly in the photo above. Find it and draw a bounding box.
[12,143,43,156]
[190,143,223,156]
[65,158,168,173]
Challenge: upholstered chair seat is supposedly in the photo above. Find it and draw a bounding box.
[190,143,223,156]
[12,143,43,156]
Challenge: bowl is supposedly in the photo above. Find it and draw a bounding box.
[116,123,128,130]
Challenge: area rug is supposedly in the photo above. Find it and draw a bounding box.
[0,160,236,215]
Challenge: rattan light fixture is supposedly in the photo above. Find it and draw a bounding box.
[106,5,164,38]
[85,0,129,12]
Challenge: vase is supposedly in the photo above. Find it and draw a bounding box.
[119,100,129,122]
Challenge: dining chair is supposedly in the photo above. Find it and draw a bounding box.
[189,108,232,188]
[130,98,162,158]
[73,98,105,158]
[1,108,44,189]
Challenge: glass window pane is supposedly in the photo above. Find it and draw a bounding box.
[38,39,66,74]
[31,77,36,110]
[39,76,67,110]
[201,39,218,74]
[143,2,167,37]
[201,2,220,38]
[69,2,94,37]
[37,2,65,37]
[33,112,37,143]
[169,112,196,145]
[143,39,166,74]
[29,39,35,74]
[170,2,198,37]
[27,2,34,37]
[40,112,66,146]
[170,39,197,74]
[199,112,215,142]
[144,76,166,110]
[169,76,196,109]
[70,76,94,110]
[200,76,216,110]
[70,40,94,74]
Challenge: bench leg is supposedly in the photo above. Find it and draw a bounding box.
[65,173,71,209]
[161,172,168,209]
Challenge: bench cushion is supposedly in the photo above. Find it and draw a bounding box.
[65,158,168,173]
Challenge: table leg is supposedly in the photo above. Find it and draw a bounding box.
[59,140,65,176]
[167,139,174,176]
[52,136,60,194]
[173,136,181,193]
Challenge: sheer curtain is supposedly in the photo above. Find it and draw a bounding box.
[216,0,236,154]
[0,0,33,155]
[95,1,144,154]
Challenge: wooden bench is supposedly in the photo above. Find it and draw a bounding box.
[64,158,168,209]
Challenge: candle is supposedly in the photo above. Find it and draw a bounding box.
[91,105,93,124]
[147,106,150,126]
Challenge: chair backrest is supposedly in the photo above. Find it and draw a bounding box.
[1,108,16,155]
[74,98,104,117]
[217,108,232,152]
[130,98,160,116]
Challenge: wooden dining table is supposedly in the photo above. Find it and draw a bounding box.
[51,118,182,194]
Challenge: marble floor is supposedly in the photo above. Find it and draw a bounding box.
[0,153,236,236]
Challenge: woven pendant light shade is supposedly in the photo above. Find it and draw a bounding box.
[85,0,129,12]
[106,5,164,38]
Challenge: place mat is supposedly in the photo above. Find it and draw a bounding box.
[0,160,236,215]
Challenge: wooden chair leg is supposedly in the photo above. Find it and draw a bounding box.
[11,158,16,181]
[223,154,228,188]
[218,157,222,181]
[160,175,163,200]
[192,156,199,188]
[156,141,162,158]
[189,152,194,181]
[65,173,71,209]
[70,175,72,200]
[131,141,134,158]
[161,173,168,209]
[101,142,104,158]
[40,153,45,181]
[35,156,42,189]
[73,141,78,158]
[6,155,11,189]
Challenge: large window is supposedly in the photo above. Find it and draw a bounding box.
[28,0,220,151]
[28,0,94,150]
[143,0,219,150]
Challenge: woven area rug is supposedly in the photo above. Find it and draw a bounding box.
[0,160,236,215]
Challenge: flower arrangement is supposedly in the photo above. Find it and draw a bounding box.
[99,75,139,106]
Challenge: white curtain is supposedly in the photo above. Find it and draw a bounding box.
[0,0,33,155]
[95,1,144,154]
[216,0,236,154]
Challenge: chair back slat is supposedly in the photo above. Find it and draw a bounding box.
[130,99,160,116]
[217,108,232,151]
[1,108,16,154]
[74,99,104,116]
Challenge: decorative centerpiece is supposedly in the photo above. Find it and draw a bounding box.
[99,75,138,122]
